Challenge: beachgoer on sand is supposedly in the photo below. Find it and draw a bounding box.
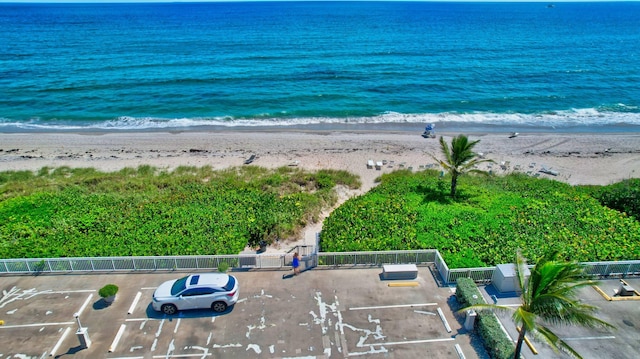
[292,252,301,275]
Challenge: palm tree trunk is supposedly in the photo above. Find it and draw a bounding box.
[513,327,526,359]
[450,174,458,197]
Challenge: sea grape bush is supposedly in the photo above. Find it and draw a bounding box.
[321,171,640,267]
[581,178,640,220]
[0,165,360,258]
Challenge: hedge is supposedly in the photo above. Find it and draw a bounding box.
[456,277,515,359]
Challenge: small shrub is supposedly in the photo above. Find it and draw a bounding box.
[217,262,229,273]
[455,277,484,306]
[98,284,119,298]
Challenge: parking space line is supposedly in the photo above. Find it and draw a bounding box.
[109,324,126,352]
[437,307,452,333]
[125,318,151,322]
[349,303,437,311]
[370,337,455,346]
[77,293,93,317]
[128,292,142,314]
[0,321,74,329]
[110,355,213,359]
[49,326,71,357]
[562,336,616,341]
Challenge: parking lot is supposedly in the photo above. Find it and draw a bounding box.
[480,277,640,359]
[0,267,482,359]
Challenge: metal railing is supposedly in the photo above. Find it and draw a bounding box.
[1,249,638,286]
[440,260,640,284]
[0,254,288,274]
[316,250,437,268]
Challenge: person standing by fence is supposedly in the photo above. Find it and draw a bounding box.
[292,252,301,275]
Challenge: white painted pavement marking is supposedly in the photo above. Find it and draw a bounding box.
[110,354,213,359]
[212,343,242,349]
[150,318,165,352]
[49,326,71,357]
[246,343,262,354]
[173,318,182,334]
[125,318,151,322]
[562,335,616,341]
[128,291,142,314]
[347,346,388,356]
[349,302,438,311]
[109,324,126,352]
[414,310,437,316]
[455,343,466,359]
[437,307,452,333]
[165,338,176,357]
[184,345,211,357]
[370,338,455,346]
[77,293,93,317]
[0,286,95,309]
[0,321,74,329]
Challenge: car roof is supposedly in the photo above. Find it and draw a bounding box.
[186,273,229,288]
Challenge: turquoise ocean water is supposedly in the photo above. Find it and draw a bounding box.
[1,1,639,133]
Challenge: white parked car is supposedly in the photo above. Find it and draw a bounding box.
[152,273,239,315]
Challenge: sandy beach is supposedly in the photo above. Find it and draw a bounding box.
[2,131,639,189]
[2,130,639,251]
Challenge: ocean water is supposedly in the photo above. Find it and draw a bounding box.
[0,1,639,133]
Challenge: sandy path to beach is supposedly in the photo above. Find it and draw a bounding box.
[2,131,639,252]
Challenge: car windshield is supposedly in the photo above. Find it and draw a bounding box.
[171,276,189,296]
[223,275,235,291]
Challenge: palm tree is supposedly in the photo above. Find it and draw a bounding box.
[462,252,614,359]
[432,134,493,198]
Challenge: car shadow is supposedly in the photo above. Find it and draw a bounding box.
[143,302,235,319]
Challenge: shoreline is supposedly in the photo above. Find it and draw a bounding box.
[3,120,640,135]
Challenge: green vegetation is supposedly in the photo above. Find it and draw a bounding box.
[462,253,614,359]
[0,165,360,258]
[432,134,493,198]
[321,170,640,267]
[217,261,229,273]
[456,277,515,359]
[98,284,119,298]
[579,178,640,220]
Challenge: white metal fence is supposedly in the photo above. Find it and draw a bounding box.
[1,249,638,285]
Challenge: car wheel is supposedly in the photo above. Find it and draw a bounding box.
[161,304,177,315]
[212,301,227,313]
